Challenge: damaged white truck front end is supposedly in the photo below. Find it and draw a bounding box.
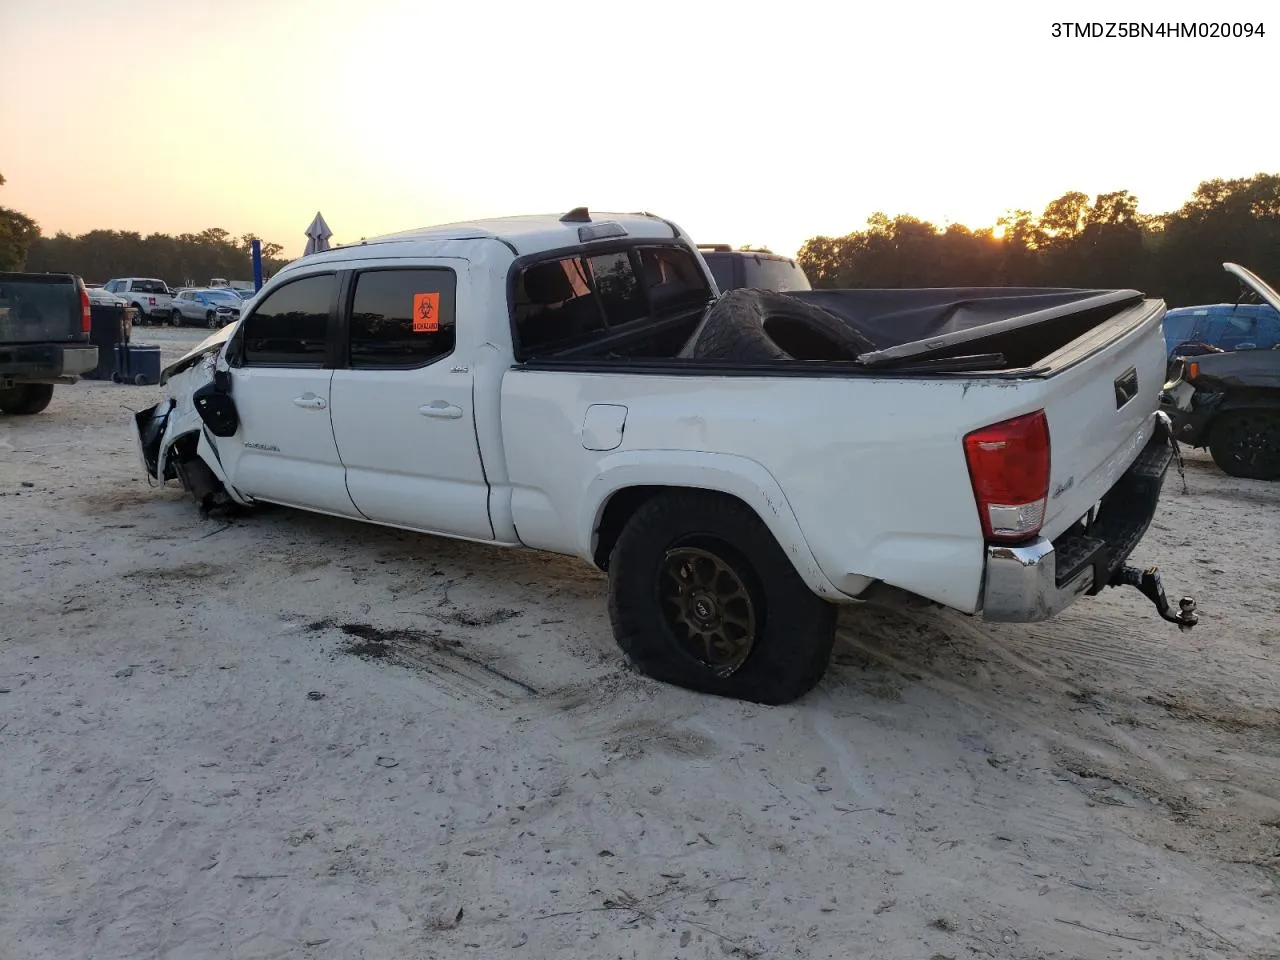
[132,323,249,509]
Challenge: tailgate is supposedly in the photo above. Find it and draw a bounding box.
[0,274,82,343]
[1036,298,1169,541]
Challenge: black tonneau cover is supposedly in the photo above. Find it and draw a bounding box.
[789,287,1144,368]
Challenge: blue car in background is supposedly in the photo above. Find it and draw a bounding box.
[1163,263,1280,361]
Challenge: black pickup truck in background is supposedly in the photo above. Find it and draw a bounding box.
[0,272,99,415]
[697,245,813,293]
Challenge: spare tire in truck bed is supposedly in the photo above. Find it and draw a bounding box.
[679,288,876,362]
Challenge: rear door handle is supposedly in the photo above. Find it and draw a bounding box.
[292,395,326,410]
[419,401,463,420]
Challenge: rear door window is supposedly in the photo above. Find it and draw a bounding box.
[348,267,457,368]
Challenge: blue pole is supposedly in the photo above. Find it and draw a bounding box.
[251,239,263,291]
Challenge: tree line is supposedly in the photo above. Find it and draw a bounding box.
[1,174,291,285]
[21,228,290,287]
[5,171,1278,305]
[797,173,1280,308]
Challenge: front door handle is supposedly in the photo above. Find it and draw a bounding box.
[293,394,327,410]
[419,401,463,420]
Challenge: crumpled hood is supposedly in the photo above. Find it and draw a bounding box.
[161,320,237,384]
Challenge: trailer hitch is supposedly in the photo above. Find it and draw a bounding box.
[1109,564,1198,630]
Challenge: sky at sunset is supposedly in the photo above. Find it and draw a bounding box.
[1,0,1275,259]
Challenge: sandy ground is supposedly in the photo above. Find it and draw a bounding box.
[2,328,1278,960]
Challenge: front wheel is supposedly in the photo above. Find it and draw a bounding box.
[206,311,218,329]
[169,311,181,327]
[607,491,836,704]
[1209,409,1280,480]
[0,383,55,415]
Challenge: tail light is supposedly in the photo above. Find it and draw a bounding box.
[148,296,157,306]
[963,410,1051,543]
[80,284,92,333]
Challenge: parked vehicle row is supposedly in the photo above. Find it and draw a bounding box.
[130,207,1197,705]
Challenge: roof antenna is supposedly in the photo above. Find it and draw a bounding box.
[560,207,591,223]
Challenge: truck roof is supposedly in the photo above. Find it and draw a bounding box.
[319,210,682,259]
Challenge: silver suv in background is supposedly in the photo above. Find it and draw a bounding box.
[697,245,812,293]
[171,287,245,328]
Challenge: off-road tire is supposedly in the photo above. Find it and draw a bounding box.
[679,288,874,362]
[1209,409,1280,480]
[0,383,55,415]
[607,490,836,704]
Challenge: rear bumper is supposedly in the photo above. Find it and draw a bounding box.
[0,343,99,382]
[981,412,1174,622]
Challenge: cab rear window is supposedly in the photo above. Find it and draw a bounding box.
[512,244,711,357]
[0,275,79,342]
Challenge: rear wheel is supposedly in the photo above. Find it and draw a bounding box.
[1209,409,1280,480]
[0,383,55,415]
[131,303,147,325]
[607,490,836,704]
[206,311,218,329]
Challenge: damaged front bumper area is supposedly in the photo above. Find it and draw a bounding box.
[981,413,1198,630]
[130,354,246,511]
[133,398,174,481]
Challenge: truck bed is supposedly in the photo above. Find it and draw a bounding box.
[500,289,1170,613]
[540,285,1148,376]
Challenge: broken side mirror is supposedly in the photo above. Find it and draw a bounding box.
[193,381,239,437]
[213,369,231,393]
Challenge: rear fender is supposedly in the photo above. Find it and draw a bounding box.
[582,450,855,602]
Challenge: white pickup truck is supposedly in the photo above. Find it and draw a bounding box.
[103,277,175,325]
[131,209,1198,703]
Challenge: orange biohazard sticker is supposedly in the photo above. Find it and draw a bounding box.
[413,292,440,333]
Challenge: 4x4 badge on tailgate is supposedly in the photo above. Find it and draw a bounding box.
[1114,367,1139,408]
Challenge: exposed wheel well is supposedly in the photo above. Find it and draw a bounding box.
[593,485,763,570]
[163,431,201,482]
